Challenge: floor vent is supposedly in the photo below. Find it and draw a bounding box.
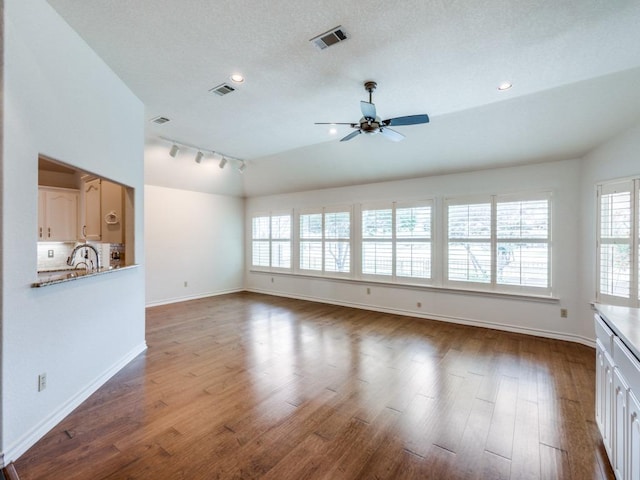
[310,26,348,50]
[150,116,171,124]
[209,83,236,96]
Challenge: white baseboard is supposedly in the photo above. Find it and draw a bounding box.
[247,288,596,348]
[145,288,244,308]
[2,342,147,465]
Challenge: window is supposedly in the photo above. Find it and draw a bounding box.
[361,202,432,281]
[251,213,291,270]
[299,208,351,275]
[446,194,551,292]
[597,180,638,305]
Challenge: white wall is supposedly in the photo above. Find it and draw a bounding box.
[579,120,640,335]
[246,159,587,344]
[1,0,145,462]
[145,185,244,306]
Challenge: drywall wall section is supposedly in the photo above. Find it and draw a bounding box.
[145,185,244,306]
[246,159,586,344]
[579,120,640,337]
[2,0,145,462]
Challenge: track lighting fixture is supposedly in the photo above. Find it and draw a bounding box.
[160,137,244,172]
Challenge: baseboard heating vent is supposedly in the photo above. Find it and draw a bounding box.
[310,26,348,50]
[209,83,236,96]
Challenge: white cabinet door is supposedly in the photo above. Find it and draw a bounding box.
[83,178,101,240]
[628,391,640,480]
[614,367,629,480]
[38,187,79,241]
[596,339,608,436]
[605,350,615,461]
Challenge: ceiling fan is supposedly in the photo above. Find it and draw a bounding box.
[316,81,430,142]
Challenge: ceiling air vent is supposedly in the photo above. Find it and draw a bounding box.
[150,116,170,124]
[310,26,348,50]
[209,83,236,96]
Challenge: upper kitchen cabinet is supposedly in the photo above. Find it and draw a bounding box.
[83,177,102,240]
[38,186,79,241]
[81,177,124,243]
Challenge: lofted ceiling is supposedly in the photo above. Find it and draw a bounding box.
[47,0,640,197]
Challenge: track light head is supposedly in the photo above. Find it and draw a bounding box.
[219,157,228,169]
[195,151,204,164]
[169,144,179,158]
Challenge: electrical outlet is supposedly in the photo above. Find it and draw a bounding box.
[47,249,54,258]
[271,277,274,283]
[417,302,422,308]
[184,281,188,287]
[38,373,47,392]
[560,308,568,318]
[366,287,371,295]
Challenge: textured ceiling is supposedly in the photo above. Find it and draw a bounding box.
[47,0,640,196]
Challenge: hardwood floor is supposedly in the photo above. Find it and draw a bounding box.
[15,292,614,479]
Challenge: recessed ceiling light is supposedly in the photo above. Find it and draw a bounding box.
[498,82,513,91]
[230,74,245,84]
[329,127,337,135]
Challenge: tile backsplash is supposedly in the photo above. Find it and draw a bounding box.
[37,242,116,271]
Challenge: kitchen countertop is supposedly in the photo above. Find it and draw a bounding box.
[32,264,139,287]
[595,303,640,361]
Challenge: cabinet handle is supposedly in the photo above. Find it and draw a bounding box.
[48,227,51,238]
[39,227,43,238]
[82,225,86,239]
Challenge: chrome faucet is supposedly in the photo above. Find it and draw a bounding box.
[67,243,100,272]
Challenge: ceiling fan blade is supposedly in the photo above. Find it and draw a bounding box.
[382,114,430,126]
[360,101,377,120]
[340,130,362,142]
[379,127,405,142]
[315,122,357,125]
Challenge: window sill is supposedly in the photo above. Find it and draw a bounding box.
[248,269,559,303]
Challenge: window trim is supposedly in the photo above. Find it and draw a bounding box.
[360,200,434,284]
[596,179,639,307]
[250,210,293,272]
[297,205,353,277]
[444,192,552,295]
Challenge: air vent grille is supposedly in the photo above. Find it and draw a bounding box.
[150,116,171,124]
[209,83,236,96]
[310,26,348,50]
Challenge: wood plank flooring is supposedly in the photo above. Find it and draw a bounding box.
[14,292,614,479]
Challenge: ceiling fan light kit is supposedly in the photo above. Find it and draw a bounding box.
[315,80,430,142]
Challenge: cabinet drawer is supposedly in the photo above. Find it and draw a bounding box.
[596,313,614,355]
[613,336,640,394]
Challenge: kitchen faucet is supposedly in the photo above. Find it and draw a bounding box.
[67,243,100,272]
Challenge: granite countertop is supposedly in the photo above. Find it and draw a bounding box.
[595,303,640,361]
[33,264,138,287]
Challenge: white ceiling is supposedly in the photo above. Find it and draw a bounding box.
[47,0,640,197]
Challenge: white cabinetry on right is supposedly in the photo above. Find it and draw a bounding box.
[596,311,640,480]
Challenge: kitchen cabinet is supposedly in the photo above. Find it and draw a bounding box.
[83,178,101,240]
[628,390,640,480]
[81,177,123,243]
[596,307,640,480]
[38,187,78,241]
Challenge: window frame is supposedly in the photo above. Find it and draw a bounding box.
[250,211,293,272]
[297,206,353,277]
[360,200,434,284]
[444,192,552,294]
[596,179,639,307]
